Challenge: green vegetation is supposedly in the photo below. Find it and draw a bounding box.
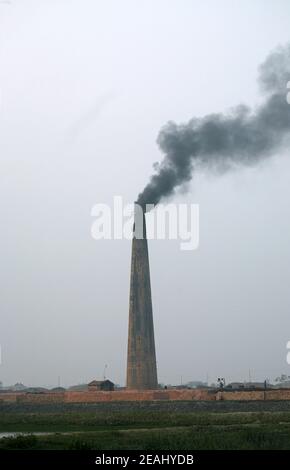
[1,401,290,450]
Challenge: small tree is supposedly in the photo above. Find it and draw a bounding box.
[275,374,290,383]
[217,378,225,389]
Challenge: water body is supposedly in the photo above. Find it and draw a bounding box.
[0,432,61,439]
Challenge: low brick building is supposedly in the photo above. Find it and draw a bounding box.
[88,380,114,391]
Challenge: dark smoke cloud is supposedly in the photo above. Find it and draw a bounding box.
[137,44,290,209]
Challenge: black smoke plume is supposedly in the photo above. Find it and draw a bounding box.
[137,44,290,209]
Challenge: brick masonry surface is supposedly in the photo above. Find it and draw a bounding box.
[1,388,290,403]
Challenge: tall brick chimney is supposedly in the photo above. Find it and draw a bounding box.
[126,204,158,390]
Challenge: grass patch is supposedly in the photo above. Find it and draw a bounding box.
[1,402,290,449]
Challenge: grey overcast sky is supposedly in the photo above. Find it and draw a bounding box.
[0,0,290,387]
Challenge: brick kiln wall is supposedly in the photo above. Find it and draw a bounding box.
[2,388,290,403]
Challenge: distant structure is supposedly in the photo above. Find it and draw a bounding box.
[126,205,158,390]
[88,379,114,391]
[226,382,273,390]
[12,382,26,392]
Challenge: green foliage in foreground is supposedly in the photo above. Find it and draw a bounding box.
[2,409,290,432]
[2,403,290,450]
[1,424,290,450]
